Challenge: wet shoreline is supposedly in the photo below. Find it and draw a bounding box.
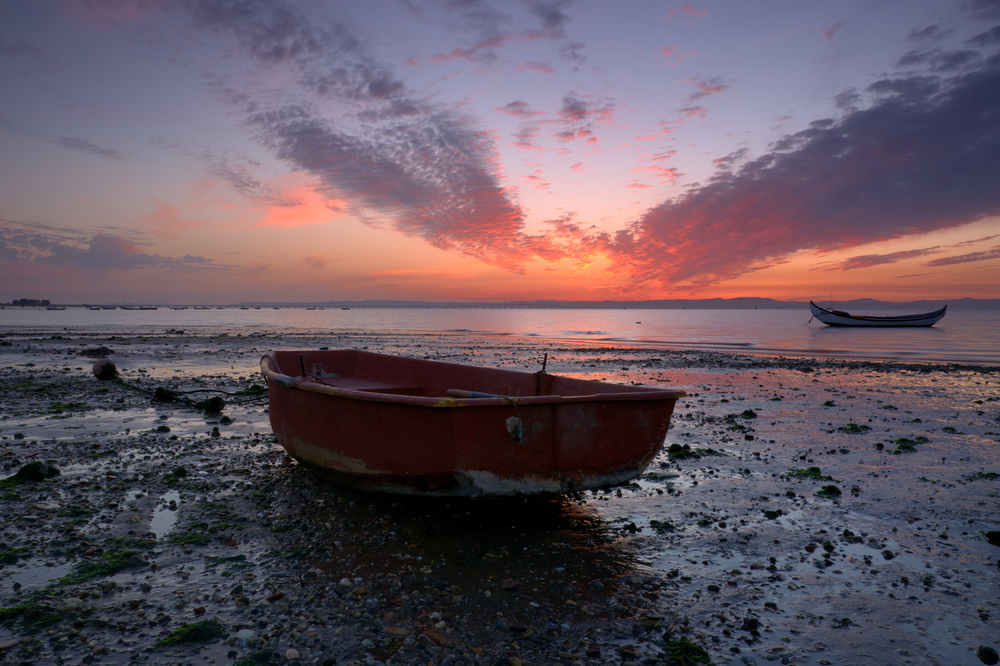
[1,328,999,666]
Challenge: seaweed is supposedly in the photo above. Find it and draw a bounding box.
[152,619,226,647]
[654,637,715,665]
[891,436,930,454]
[59,549,148,586]
[837,423,871,434]
[0,545,32,565]
[786,466,835,482]
[649,520,678,533]
[234,649,275,666]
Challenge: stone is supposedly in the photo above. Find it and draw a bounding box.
[92,359,118,380]
[58,598,85,613]
[977,645,999,666]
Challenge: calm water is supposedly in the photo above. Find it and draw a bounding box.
[2,306,997,365]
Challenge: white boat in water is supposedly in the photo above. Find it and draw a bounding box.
[810,301,946,327]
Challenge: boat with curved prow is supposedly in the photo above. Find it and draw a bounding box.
[810,301,946,327]
[261,349,686,497]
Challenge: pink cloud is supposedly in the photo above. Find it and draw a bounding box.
[822,21,848,40]
[634,123,674,141]
[302,254,334,269]
[664,6,707,21]
[496,101,544,117]
[516,61,556,74]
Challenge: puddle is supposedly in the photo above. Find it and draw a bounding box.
[3,558,75,592]
[150,490,181,538]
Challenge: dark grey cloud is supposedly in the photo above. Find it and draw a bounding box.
[0,118,122,159]
[144,0,534,269]
[924,245,1000,266]
[524,0,572,39]
[590,46,1000,287]
[55,136,122,160]
[0,219,221,271]
[41,233,215,269]
[965,0,1000,21]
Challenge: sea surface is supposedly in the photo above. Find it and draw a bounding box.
[2,305,997,365]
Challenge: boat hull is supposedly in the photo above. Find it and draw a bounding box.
[810,301,946,327]
[261,350,685,497]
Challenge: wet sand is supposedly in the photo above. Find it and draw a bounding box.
[1,327,999,666]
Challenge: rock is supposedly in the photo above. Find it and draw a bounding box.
[126,555,149,569]
[92,359,118,380]
[14,461,60,482]
[977,645,999,666]
[285,648,300,661]
[384,627,412,638]
[423,627,449,646]
[204,396,225,413]
[985,531,1000,547]
[58,598,85,613]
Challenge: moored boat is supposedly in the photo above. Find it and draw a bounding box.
[810,301,946,327]
[260,349,686,497]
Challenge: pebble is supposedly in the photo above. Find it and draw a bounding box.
[285,648,300,660]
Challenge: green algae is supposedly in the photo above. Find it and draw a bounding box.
[838,423,871,434]
[152,618,226,647]
[786,466,835,482]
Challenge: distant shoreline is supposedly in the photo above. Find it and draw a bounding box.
[4,296,998,310]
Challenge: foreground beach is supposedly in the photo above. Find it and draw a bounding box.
[1,327,998,666]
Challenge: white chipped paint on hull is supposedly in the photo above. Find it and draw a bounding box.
[280,437,651,497]
[460,467,647,496]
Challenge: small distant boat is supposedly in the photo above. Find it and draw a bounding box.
[810,301,946,327]
[101,306,116,310]
[46,306,66,310]
[89,306,101,311]
[194,306,211,310]
[261,350,686,497]
[170,306,188,310]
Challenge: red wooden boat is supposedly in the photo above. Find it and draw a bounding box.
[260,349,686,497]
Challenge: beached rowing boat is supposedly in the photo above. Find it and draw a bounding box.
[810,301,947,327]
[260,349,686,497]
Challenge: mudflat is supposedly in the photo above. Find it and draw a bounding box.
[1,327,998,666]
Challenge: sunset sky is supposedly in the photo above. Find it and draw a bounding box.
[2,0,999,304]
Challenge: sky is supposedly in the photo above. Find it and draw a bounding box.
[1,0,999,305]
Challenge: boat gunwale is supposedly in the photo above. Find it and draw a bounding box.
[261,352,686,407]
[809,301,946,323]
